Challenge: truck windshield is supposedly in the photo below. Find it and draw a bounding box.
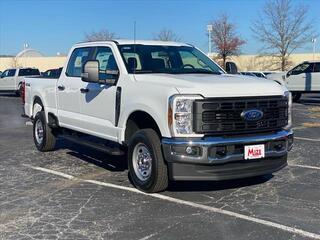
[118,45,223,74]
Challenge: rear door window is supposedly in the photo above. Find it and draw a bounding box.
[18,69,40,76]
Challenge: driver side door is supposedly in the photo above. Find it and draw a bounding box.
[78,46,119,141]
[0,69,16,90]
[286,63,312,91]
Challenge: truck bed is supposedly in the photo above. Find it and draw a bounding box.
[24,77,59,118]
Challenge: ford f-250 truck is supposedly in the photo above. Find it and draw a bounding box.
[23,40,294,193]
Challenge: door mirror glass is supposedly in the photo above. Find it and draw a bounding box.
[225,61,238,74]
[286,71,291,78]
[81,60,99,83]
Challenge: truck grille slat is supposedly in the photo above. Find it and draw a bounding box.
[193,96,288,135]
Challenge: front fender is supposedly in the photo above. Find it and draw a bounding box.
[118,103,171,142]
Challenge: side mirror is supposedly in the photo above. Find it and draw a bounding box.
[81,60,99,83]
[286,71,291,78]
[225,61,238,74]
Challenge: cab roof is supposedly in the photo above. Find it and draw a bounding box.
[76,39,192,47]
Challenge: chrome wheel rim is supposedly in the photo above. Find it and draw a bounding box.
[132,143,152,181]
[35,119,44,144]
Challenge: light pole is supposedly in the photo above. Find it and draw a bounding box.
[207,24,213,55]
[312,38,317,60]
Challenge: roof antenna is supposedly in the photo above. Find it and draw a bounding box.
[133,21,136,75]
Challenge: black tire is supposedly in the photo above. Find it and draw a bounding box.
[15,83,22,97]
[128,129,168,193]
[292,92,301,102]
[33,111,56,151]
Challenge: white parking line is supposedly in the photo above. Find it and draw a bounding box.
[295,136,320,142]
[289,164,320,170]
[26,165,320,240]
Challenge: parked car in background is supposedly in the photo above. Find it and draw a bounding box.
[0,71,2,76]
[263,71,284,76]
[239,71,256,77]
[248,71,267,78]
[0,68,40,96]
[41,68,62,78]
[23,40,293,193]
[266,61,320,101]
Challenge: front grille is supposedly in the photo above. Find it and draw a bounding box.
[193,96,288,135]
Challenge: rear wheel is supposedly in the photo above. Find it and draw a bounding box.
[33,111,56,151]
[292,92,301,102]
[15,83,22,97]
[128,129,168,193]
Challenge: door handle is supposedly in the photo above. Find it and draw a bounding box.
[58,85,65,91]
[80,88,89,93]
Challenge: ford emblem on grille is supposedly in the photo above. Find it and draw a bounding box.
[241,109,264,121]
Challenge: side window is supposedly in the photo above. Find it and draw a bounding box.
[66,47,92,77]
[291,63,312,75]
[313,63,320,72]
[8,69,16,77]
[93,47,119,80]
[1,70,8,78]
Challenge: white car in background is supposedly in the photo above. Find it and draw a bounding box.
[267,61,320,101]
[0,68,40,96]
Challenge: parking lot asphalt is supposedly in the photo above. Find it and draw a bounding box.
[0,93,319,240]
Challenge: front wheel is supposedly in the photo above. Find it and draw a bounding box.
[128,129,168,193]
[33,111,56,151]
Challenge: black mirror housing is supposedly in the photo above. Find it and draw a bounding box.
[81,60,99,83]
[225,61,238,74]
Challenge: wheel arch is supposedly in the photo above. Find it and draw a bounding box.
[123,110,164,144]
[32,95,44,118]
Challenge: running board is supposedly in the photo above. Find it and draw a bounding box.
[62,134,125,156]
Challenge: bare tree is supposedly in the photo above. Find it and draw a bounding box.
[153,28,181,41]
[85,29,116,41]
[209,15,246,68]
[252,0,316,71]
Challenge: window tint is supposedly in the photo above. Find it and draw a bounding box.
[1,70,9,78]
[291,63,312,75]
[66,47,92,77]
[18,68,40,76]
[313,63,320,72]
[8,69,16,77]
[93,47,119,80]
[179,50,210,70]
[118,45,223,74]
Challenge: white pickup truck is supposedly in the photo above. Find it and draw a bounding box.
[266,61,320,101]
[23,40,293,193]
[0,68,40,95]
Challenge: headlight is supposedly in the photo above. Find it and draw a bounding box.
[284,91,292,129]
[168,95,204,137]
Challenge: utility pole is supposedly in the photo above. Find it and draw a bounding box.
[207,24,213,56]
[312,38,317,60]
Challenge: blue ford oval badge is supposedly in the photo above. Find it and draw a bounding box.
[241,109,264,121]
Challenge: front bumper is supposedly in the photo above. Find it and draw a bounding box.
[162,129,293,181]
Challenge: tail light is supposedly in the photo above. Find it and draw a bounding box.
[21,81,25,104]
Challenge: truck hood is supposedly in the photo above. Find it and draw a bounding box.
[134,73,286,97]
